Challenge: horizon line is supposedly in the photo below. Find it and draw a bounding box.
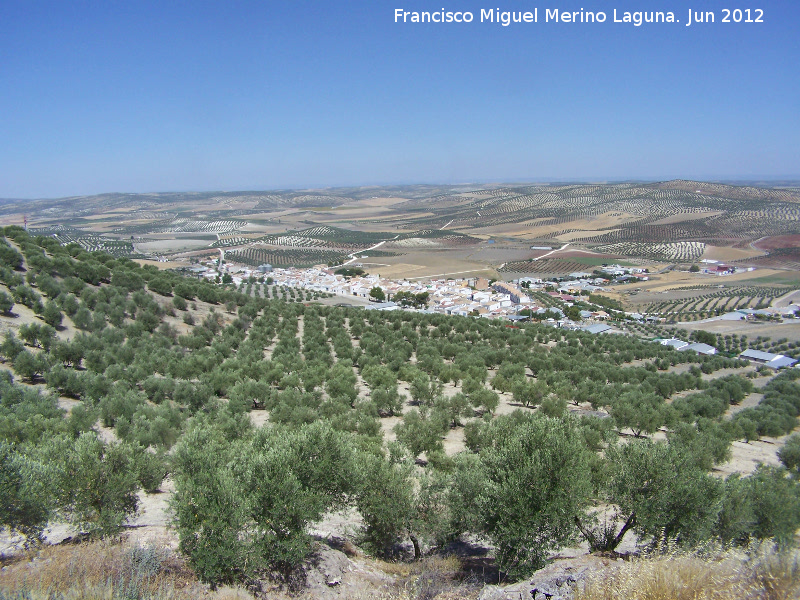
[3,175,800,202]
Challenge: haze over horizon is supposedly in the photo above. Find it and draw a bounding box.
[2,1,798,198]
[6,176,800,203]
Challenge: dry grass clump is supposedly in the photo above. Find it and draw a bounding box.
[0,539,251,600]
[396,555,482,600]
[365,555,482,600]
[377,555,462,578]
[575,545,800,600]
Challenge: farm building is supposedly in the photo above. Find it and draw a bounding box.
[492,281,531,304]
[703,264,737,275]
[559,282,604,293]
[506,314,530,323]
[257,264,273,273]
[364,302,399,312]
[516,277,543,286]
[739,349,797,369]
[614,275,640,283]
[737,309,774,318]
[183,266,212,279]
[678,343,717,356]
[660,338,689,350]
[720,312,746,321]
[582,323,613,334]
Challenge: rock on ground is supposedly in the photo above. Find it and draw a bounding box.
[478,555,620,600]
[254,542,396,600]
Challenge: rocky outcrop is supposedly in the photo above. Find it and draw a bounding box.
[253,542,396,600]
[478,555,619,600]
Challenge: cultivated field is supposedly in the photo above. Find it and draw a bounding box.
[1,223,799,600]
[2,179,799,316]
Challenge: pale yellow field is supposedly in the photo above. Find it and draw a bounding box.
[132,259,188,269]
[218,232,270,240]
[680,319,800,344]
[349,196,413,207]
[364,251,497,280]
[459,219,555,238]
[237,224,286,234]
[702,244,767,261]
[557,229,620,242]
[469,212,639,240]
[650,210,725,225]
[98,208,137,215]
[627,268,787,293]
[237,210,296,220]
[134,239,213,253]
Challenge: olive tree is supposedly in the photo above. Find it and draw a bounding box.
[598,439,723,550]
[778,433,800,478]
[371,384,403,417]
[0,291,14,315]
[512,379,549,409]
[0,441,53,544]
[353,451,416,556]
[465,414,594,578]
[611,390,672,437]
[409,372,442,407]
[172,422,359,586]
[470,387,499,415]
[394,409,447,460]
[35,433,142,537]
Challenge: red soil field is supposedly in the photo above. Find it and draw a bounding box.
[753,235,800,251]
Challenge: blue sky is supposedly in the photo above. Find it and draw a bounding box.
[1,1,798,198]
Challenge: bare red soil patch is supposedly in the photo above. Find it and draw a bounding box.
[753,235,800,251]
[737,247,800,270]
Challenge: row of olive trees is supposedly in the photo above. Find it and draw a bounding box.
[0,228,766,459]
[170,413,800,587]
[2,225,796,589]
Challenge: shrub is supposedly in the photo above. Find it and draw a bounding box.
[779,433,800,478]
[466,414,594,578]
[172,422,359,586]
[0,291,14,315]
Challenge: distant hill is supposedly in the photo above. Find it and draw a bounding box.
[5,180,800,266]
